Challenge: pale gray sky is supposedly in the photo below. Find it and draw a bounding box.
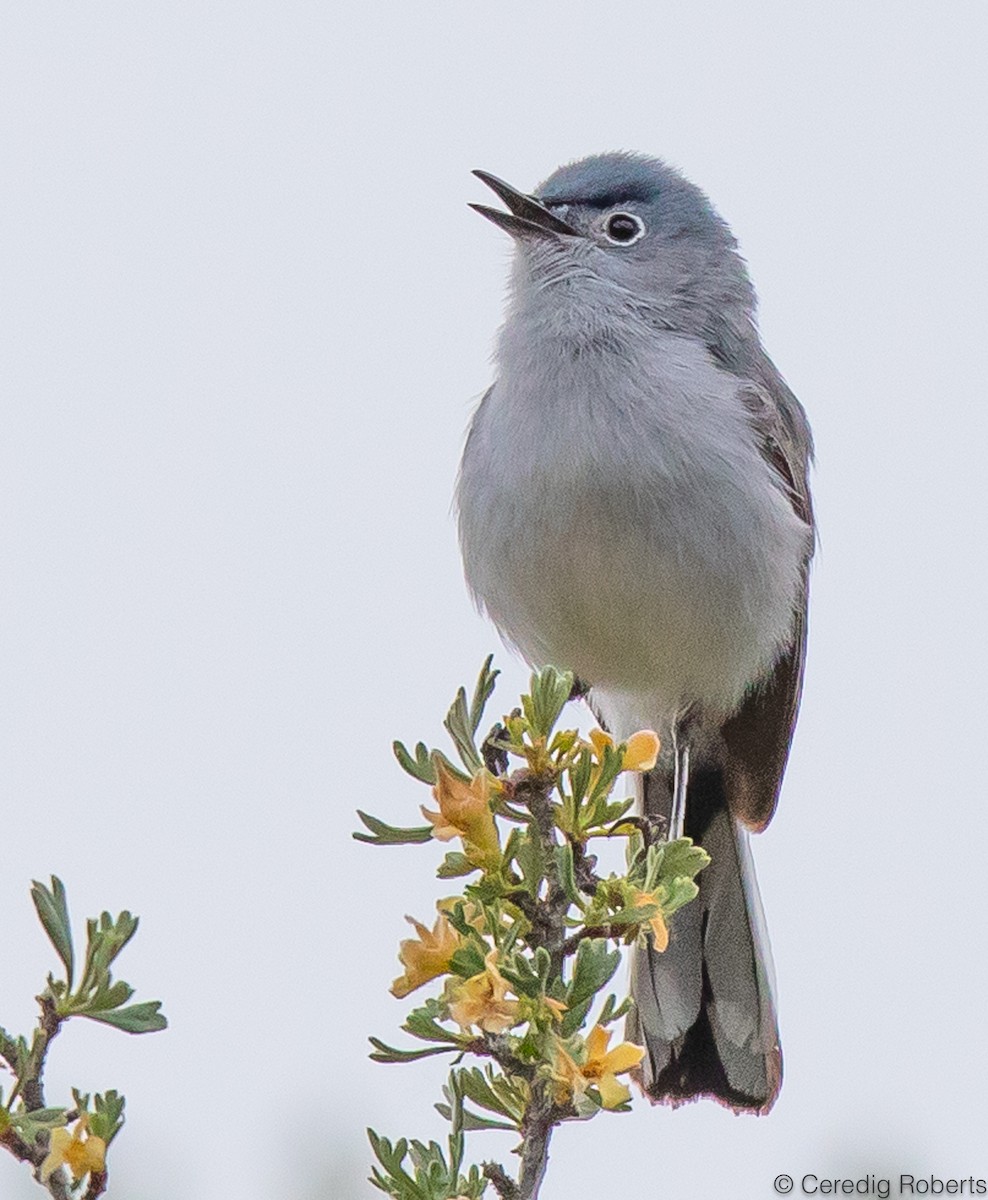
[2,3,986,1197]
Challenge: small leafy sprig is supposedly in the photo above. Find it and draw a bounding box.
[0,877,167,1198]
[356,660,709,1200]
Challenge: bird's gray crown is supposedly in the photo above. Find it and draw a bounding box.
[539,152,694,207]
[536,152,724,239]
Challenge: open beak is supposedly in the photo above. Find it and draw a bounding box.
[470,170,579,240]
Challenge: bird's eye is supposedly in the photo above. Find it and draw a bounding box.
[603,212,645,245]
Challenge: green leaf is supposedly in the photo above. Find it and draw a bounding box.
[569,746,593,805]
[403,999,465,1045]
[567,938,620,1009]
[662,876,701,916]
[368,1167,397,1197]
[559,995,593,1037]
[407,1137,451,1183]
[449,942,487,979]
[84,1000,167,1034]
[624,828,646,875]
[646,837,710,890]
[525,665,574,739]
[436,852,477,879]
[440,1069,522,1136]
[473,1067,527,1123]
[0,1025,21,1072]
[368,1167,389,1195]
[10,1107,67,1133]
[595,795,636,827]
[444,688,484,775]
[366,1129,428,1200]
[441,659,500,777]
[512,1026,542,1064]
[434,1102,515,1132]
[464,875,504,907]
[90,1091,126,1145]
[443,657,499,778]
[596,993,632,1026]
[368,1037,458,1064]
[454,1067,520,1121]
[393,740,436,784]
[30,876,74,986]
[605,903,658,928]
[498,953,541,999]
[468,656,499,737]
[101,910,139,966]
[354,810,434,846]
[86,979,135,1012]
[440,900,474,939]
[511,829,543,898]
[488,959,528,1000]
[555,843,581,905]
[76,910,140,998]
[444,1071,466,1139]
[587,743,624,805]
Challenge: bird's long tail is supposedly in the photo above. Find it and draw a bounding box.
[627,767,782,1113]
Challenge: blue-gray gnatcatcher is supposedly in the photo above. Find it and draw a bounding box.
[457,153,814,1113]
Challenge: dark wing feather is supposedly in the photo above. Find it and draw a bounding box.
[722,356,814,832]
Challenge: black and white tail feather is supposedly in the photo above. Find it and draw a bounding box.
[627,768,781,1113]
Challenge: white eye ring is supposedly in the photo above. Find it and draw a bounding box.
[602,211,646,246]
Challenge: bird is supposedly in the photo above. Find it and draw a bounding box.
[456,152,814,1114]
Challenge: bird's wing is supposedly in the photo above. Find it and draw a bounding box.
[721,361,814,832]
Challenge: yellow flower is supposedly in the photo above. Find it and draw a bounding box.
[40,1116,106,1185]
[588,728,660,772]
[421,758,500,866]
[391,912,462,999]
[622,730,660,771]
[552,1025,646,1110]
[588,728,613,761]
[446,950,520,1034]
[631,888,670,952]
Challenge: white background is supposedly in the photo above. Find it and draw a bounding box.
[2,3,986,1197]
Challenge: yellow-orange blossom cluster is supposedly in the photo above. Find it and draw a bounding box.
[390,726,662,1109]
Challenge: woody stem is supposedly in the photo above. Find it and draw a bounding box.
[517,1081,556,1200]
[513,772,571,1199]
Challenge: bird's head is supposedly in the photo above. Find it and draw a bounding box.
[472,152,758,363]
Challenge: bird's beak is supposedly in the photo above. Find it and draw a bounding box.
[470,170,579,240]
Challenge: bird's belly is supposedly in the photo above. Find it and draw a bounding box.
[463,440,806,720]
[458,336,810,722]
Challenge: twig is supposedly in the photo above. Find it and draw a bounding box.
[0,1127,72,1200]
[0,1026,20,1073]
[467,1033,535,1080]
[509,772,571,1197]
[517,1084,556,1200]
[3,996,106,1199]
[570,842,602,894]
[82,1169,108,1199]
[561,924,628,956]
[19,994,64,1112]
[483,1160,520,1200]
[41,1168,73,1200]
[0,1126,39,1172]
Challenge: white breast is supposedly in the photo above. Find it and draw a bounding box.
[457,327,810,726]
